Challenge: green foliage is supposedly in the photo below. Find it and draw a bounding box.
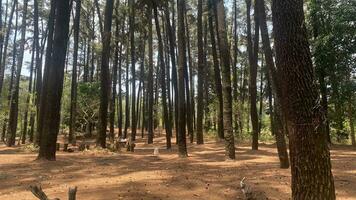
[77,82,101,126]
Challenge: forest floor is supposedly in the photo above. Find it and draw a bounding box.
[0,134,356,200]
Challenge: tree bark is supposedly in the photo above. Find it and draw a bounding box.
[153,4,172,149]
[216,0,235,159]
[247,0,260,150]
[196,0,204,145]
[272,0,336,198]
[177,0,188,157]
[208,0,224,140]
[97,0,114,148]
[257,0,289,168]
[38,0,71,160]
[69,0,81,145]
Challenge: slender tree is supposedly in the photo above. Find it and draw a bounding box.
[177,0,188,157]
[208,0,224,139]
[97,0,114,148]
[216,0,235,159]
[196,0,204,145]
[69,0,81,144]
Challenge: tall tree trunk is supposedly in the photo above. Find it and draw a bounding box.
[153,4,171,149]
[272,0,335,198]
[7,0,28,146]
[196,0,204,145]
[177,0,187,157]
[247,0,260,150]
[38,0,71,160]
[257,0,289,168]
[109,4,120,141]
[129,0,137,150]
[164,1,178,144]
[124,39,130,139]
[97,0,114,148]
[184,9,194,143]
[36,0,56,146]
[208,0,224,139]
[0,0,4,97]
[147,6,154,144]
[216,0,235,159]
[69,0,81,144]
[22,38,36,144]
[0,0,16,98]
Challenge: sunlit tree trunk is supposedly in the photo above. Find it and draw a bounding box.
[272,0,335,198]
[216,0,235,159]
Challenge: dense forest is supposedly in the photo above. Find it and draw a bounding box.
[0,0,355,199]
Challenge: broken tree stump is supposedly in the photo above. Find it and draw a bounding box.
[63,143,68,152]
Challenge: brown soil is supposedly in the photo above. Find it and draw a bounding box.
[0,136,355,200]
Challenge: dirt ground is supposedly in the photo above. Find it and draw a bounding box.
[0,136,355,200]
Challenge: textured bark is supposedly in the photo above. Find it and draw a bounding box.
[272,0,336,198]
[97,0,114,148]
[38,0,71,160]
[216,0,235,159]
[147,7,154,144]
[124,41,130,139]
[257,0,289,168]
[129,0,137,147]
[36,0,56,146]
[177,0,188,157]
[196,0,204,145]
[153,4,171,149]
[69,0,81,144]
[247,0,260,150]
[208,0,224,139]
[0,0,4,97]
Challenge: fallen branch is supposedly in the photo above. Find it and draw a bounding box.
[29,185,77,200]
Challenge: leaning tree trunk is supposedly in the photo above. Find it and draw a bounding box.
[69,0,81,145]
[216,0,235,159]
[208,0,224,140]
[272,0,336,198]
[153,4,172,149]
[97,0,114,148]
[177,0,188,157]
[38,0,71,160]
[256,0,289,168]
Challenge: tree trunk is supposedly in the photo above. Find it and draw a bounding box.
[7,0,28,146]
[247,0,260,150]
[0,0,16,97]
[153,4,172,149]
[196,0,204,145]
[272,0,336,198]
[208,0,224,140]
[177,0,188,157]
[147,7,154,144]
[129,0,137,149]
[37,0,71,160]
[257,0,289,168]
[69,0,81,145]
[216,0,235,159]
[97,0,114,148]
